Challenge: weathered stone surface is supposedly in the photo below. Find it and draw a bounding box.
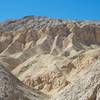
[52,59,100,100]
[0,63,49,100]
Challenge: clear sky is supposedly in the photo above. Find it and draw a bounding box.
[0,0,100,22]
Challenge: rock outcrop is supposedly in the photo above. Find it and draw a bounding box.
[52,59,100,100]
[0,63,49,100]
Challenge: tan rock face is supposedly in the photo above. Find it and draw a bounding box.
[0,16,100,100]
[0,64,49,100]
[72,24,100,45]
[52,59,100,100]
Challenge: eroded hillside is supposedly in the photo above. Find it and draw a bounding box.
[0,16,100,100]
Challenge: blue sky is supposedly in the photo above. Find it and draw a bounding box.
[0,0,100,22]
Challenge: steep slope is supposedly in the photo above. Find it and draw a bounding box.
[0,63,49,100]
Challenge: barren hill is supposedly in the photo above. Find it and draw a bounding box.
[0,16,100,100]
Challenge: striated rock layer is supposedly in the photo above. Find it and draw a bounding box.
[0,16,100,100]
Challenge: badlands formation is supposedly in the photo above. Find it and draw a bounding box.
[0,16,100,100]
